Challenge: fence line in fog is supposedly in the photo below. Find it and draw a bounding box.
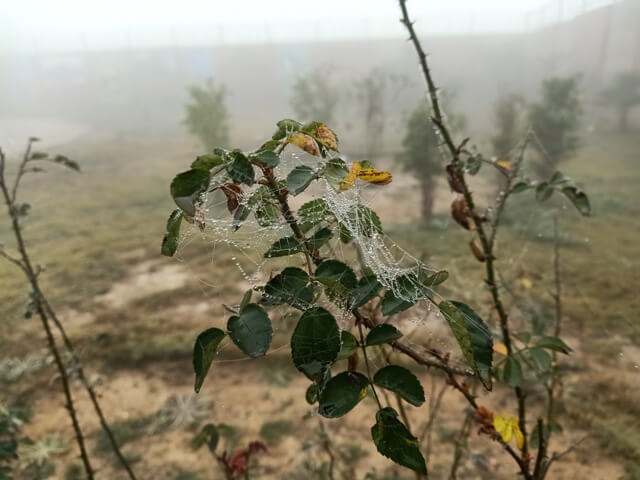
[0,0,621,54]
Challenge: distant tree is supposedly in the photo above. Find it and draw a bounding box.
[529,77,582,176]
[396,98,465,223]
[491,93,525,160]
[600,72,640,131]
[353,68,408,159]
[290,68,339,125]
[184,78,230,151]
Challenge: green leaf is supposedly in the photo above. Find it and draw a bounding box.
[264,236,303,258]
[239,290,252,311]
[373,365,425,407]
[227,303,273,358]
[381,290,415,316]
[191,153,224,170]
[501,355,523,387]
[254,150,280,167]
[561,186,591,216]
[261,267,313,310]
[511,181,530,193]
[306,227,333,250]
[286,165,315,196]
[550,171,569,185]
[337,330,358,360]
[371,407,427,474]
[535,336,572,354]
[170,169,210,216]
[291,307,341,380]
[529,347,552,372]
[193,328,226,393]
[276,118,302,132]
[255,203,280,227]
[351,275,382,308]
[50,154,80,171]
[353,205,383,237]
[420,270,449,287]
[324,158,349,191]
[192,424,219,451]
[259,139,281,152]
[535,181,554,201]
[315,260,357,289]
[318,371,369,418]
[226,151,255,186]
[439,300,493,390]
[232,203,250,231]
[161,208,183,257]
[450,301,493,390]
[30,151,48,160]
[299,199,330,224]
[366,324,403,346]
[305,383,319,404]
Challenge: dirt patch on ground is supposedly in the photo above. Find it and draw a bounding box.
[95,261,189,309]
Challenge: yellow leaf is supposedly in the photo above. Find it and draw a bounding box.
[357,168,392,185]
[521,277,533,289]
[495,160,512,170]
[515,424,525,450]
[494,415,513,443]
[340,162,361,191]
[493,342,508,356]
[494,415,524,450]
[288,132,319,156]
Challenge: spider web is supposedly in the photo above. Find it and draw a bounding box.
[174,147,475,374]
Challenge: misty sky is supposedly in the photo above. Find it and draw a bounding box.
[1,0,616,52]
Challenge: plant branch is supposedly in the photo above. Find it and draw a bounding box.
[398,0,531,473]
[41,297,138,480]
[1,142,137,480]
[0,165,94,479]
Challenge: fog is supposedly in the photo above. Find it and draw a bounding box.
[1,1,640,478]
[1,0,636,147]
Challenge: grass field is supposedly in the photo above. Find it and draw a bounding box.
[1,127,639,479]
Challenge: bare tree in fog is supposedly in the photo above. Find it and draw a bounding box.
[184,78,230,150]
[529,77,582,176]
[352,68,407,160]
[600,72,640,131]
[290,67,339,125]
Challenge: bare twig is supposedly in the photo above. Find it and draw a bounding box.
[397,1,533,477]
[0,149,94,479]
[1,143,138,480]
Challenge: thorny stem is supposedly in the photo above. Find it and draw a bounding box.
[41,297,138,480]
[536,214,564,479]
[398,1,533,477]
[0,146,138,480]
[0,149,95,480]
